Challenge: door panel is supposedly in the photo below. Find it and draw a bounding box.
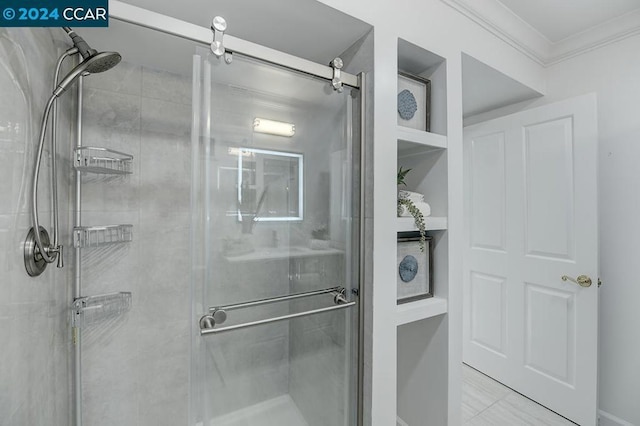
[470,271,507,356]
[523,117,575,260]
[524,282,575,386]
[463,94,598,426]
[190,48,360,426]
[469,132,507,252]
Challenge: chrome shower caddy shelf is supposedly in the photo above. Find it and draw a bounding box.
[72,292,132,328]
[74,146,133,174]
[73,224,133,248]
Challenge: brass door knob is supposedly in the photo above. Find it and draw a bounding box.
[561,275,592,288]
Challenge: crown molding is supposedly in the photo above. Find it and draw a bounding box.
[441,0,548,65]
[442,0,640,67]
[547,9,640,65]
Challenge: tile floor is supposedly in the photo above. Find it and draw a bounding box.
[462,364,577,426]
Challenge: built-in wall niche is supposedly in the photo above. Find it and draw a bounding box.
[395,35,451,426]
[397,147,448,234]
[398,147,447,216]
[398,38,447,136]
[397,315,449,426]
[462,53,542,123]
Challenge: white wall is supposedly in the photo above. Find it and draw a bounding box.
[544,34,640,426]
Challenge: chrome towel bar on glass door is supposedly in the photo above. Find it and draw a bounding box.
[209,286,342,313]
[200,286,355,335]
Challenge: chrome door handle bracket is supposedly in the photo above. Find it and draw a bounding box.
[561,274,592,288]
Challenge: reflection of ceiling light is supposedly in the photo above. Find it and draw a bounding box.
[227,147,254,157]
[253,118,295,137]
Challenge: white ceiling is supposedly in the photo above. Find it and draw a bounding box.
[498,0,640,42]
[500,0,640,43]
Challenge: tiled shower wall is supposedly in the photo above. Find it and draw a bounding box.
[0,28,73,425]
[80,61,192,426]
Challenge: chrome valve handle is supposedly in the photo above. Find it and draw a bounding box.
[56,245,64,268]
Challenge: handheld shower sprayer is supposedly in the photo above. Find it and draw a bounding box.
[24,28,122,277]
[56,27,121,95]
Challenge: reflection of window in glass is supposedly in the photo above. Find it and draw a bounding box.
[220,147,303,221]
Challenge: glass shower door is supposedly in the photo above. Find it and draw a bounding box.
[190,48,361,426]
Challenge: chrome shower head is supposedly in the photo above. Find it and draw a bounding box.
[54,51,121,97]
[53,28,122,97]
[83,50,121,74]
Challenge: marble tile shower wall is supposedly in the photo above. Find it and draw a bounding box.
[80,61,192,426]
[0,28,73,426]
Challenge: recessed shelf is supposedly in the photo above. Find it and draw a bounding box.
[396,297,447,326]
[396,126,447,158]
[398,38,446,76]
[397,126,447,148]
[73,224,133,248]
[396,216,447,232]
[74,147,133,175]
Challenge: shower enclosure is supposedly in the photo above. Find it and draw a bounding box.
[39,3,366,425]
[190,47,362,425]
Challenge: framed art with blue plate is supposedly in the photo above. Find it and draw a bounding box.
[397,231,434,304]
[397,72,431,132]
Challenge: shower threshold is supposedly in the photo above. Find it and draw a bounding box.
[204,395,309,426]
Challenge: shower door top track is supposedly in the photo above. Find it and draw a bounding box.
[109,0,360,89]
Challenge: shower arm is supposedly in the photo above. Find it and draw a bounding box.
[30,47,78,265]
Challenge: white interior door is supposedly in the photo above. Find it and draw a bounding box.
[463,94,598,426]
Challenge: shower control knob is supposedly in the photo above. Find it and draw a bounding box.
[56,245,64,268]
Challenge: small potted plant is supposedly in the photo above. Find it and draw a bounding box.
[397,167,426,252]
